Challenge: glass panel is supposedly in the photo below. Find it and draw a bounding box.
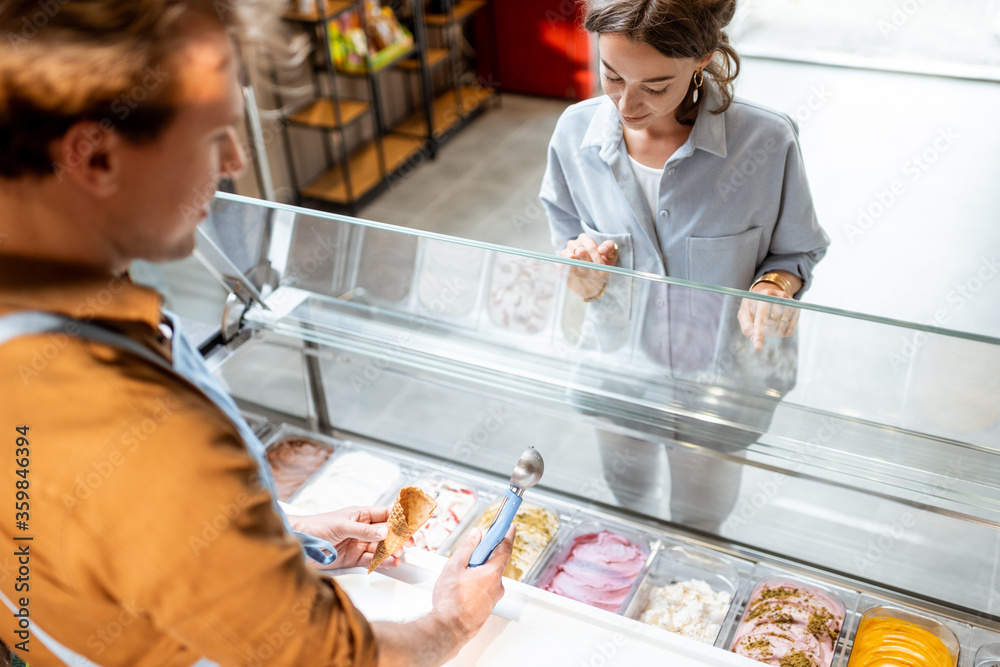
[199,193,1000,611]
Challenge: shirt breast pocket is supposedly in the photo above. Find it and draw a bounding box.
[686,227,763,291]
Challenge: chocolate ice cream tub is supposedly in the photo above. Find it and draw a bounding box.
[624,541,751,647]
[262,426,342,502]
[531,520,656,615]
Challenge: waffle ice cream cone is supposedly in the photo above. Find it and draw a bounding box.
[368,486,437,573]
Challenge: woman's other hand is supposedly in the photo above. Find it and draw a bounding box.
[561,233,618,300]
[738,277,801,351]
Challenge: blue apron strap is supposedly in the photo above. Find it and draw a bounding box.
[160,310,336,566]
[0,311,177,373]
[0,311,337,568]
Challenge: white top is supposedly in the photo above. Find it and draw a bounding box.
[628,153,664,224]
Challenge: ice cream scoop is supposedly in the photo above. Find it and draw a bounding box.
[469,446,544,567]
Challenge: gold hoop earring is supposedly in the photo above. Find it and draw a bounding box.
[692,69,705,103]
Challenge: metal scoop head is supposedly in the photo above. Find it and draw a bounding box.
[509,446,544,490]
[468,446,544,567]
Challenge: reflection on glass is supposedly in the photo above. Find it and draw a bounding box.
[488,255,559,335]
[568,274,799,530]
[287,215,340,295]
[417,239,485,317]
[203,196,268,276]
[355,227,418,304]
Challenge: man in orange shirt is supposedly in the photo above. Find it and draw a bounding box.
[0,1,512,665]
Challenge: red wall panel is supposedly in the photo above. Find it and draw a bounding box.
[491,0,593,100]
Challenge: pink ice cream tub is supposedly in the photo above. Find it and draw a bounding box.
[533,521,654,614]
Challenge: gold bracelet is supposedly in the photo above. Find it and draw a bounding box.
[751,272,794,297]
[583,280,608,302]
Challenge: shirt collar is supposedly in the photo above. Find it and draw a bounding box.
[0,254,163,331]
[581,83,729,160]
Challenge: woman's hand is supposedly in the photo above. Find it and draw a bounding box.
[738,279,800,351]
[290,506,406,571]
[560,233,618,300]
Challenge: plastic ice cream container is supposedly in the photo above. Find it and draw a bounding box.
[287,449,403,515]
[847,606,960,667]
[265,436,336,501]
[625,542,749,646]
[460,498,561,582]
[409,476,478,552]
[975,640,1000,667]
[355,227,418,304]
[534,521,653,614]
[487,255,558,336]
[730,575,847,667]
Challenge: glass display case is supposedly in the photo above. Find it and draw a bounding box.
[176,192,1000,665]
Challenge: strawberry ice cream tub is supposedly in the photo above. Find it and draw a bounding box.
[533,521,654,614]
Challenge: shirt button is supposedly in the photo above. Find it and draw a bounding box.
[668,168,676,175]
[659,210,669,218]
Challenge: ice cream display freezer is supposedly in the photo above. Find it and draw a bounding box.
[168,193,1000,666]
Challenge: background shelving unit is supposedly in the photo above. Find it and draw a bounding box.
[271,0,497,213]
[398,0,496,142]
[274,0,436,213]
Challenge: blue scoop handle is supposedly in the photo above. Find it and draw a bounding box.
[469,487,522,567]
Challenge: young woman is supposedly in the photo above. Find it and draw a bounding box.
[541,0,830,531]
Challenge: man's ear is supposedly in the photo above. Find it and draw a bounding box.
[51,120,122,197]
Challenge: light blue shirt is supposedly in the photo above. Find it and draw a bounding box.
[540,84,830,294]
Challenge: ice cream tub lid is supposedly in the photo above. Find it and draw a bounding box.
[530,520,657,616]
